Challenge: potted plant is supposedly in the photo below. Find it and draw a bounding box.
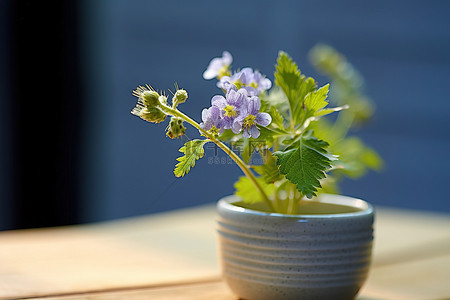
[131,47,382,300]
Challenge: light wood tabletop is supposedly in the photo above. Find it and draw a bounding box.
[0,203,449,300]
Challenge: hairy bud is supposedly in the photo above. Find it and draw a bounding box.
[173,89,188,105]
[142,90,160,107]
[139,107,166,123]
[166,117,186,139]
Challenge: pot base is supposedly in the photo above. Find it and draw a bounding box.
[217,194,374,300]
[226,275,361,300]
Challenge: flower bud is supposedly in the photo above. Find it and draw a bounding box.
[166,117,186,139]
[139,107,166,123]
[173,89,188,104]
[142,90,160,107]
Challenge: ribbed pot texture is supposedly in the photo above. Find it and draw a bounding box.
[217,194,374,300]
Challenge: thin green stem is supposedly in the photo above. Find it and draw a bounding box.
[288,184,296,214]
[160,104,275,211]
[274,187,281,212]
[288,105,295,132]
[332,109,354,142]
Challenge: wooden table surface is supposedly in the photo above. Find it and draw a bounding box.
[0,204,449,300]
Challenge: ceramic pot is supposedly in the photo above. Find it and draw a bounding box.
[216,194,374,300]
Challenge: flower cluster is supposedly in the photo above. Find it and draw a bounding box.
[218,67,272,94]
[202,51,272,95]
[200,85,272,138]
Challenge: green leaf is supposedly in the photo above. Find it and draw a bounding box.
[309,44,375,124]
[253,151,283,183]
[331,137,384,178]
[274,51,316,123]
[217,129,235,142]
[274,52,302,107]
[269,106,285,129]
[304,84,329,117]
[317,175,340,195]
[274,134,336,198]
[258,91,271,113]
[174,139,208,177]
[265,85,289,115]
[256,127,275,149]
[303,84,349,119]
[234,176,276,204]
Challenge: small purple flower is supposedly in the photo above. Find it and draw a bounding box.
[251,70,272,93]
[233,96,272,138]
[203,51,232,80]
[217,67,272,94]
[217,70,245,91]
[216,76,234,91]
[200,106,224,135]
[210,87,248,130]
[235,68,254,86]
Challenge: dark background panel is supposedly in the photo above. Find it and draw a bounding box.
[2,0,83,229]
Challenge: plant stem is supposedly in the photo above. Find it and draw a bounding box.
[332,109,354,142]
[274,187,282,213]
[160,104,275,211]
[288,183,296,214]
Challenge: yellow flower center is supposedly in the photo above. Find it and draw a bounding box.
[233,80,243,90]
[249,82,258,90]
[217,66,231,79]
[243,114,256,129]
[209,125,219,136]
[223,105,238,118]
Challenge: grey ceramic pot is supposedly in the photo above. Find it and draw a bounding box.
[217,194,374,300]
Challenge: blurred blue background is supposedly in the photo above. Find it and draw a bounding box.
[1,0,450,229]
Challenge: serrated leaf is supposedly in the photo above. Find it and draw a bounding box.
[174,139,208,177]
[331,136,384,178]
[304,84,330,116]
[265,85,289,115]
[274,52,302,106]
[256,127,275,149]
[274,135,336,198]
[258,91,271,113]
[297,77,317,113]
[303,84,348,122]
[274,51,316,123]
[269,106,285,129]
[253,151,283,183]
[234,176,276,204]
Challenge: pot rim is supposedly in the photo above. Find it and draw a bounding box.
[218,194,374,219]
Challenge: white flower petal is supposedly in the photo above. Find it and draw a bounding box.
[242,128,251,138]
[203,58,223,80]
[231,120,242,134]
[211,95,226,109]
[222,51,233,65]
[248,96,261,114]
[210,106,221,121]
[201,108,209,122]
[250,125,260,138]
